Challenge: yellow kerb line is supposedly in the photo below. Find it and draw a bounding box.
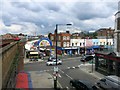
[57,80,63,89]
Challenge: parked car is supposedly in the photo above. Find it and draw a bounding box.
[70,79,99,90]
[96,75,120,90]
[80,56,94,62]
[46,59,62,66]
[48,57,60,61]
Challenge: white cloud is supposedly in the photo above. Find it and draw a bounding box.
[41,25,45,28]
[1,0,118,35]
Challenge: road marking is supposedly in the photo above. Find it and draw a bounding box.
[68,67,70,69]
[66,74,73,80]
[59,69,64,73]
[57,81,63,89]
[62,57,81,60]
[72,67,75,69]
[66,87,69,90]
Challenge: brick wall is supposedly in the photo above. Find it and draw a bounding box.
[1,41,26,88]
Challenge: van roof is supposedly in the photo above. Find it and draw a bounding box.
[105,75,120,84]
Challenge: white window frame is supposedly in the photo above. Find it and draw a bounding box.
[63,42,66,47]
[63,36,66,40]
[67,36,69,40]
[67,42,69,47]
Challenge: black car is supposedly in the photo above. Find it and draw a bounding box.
[70,80,99,90]
[80,56,94,62]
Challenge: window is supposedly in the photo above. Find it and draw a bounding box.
[83,42,85,46]
[80,43,81,46]
[96,42,98,45]
[59,36,61,40]
[72,43,74,46]
[63,42,66,47]
[104,42,105,45]
[67,36,69,40]
[63,36,66,40]
[110,42,111,45]
[94,42,95,45]
[76,43,77,46]
[100,42,102,45]
[67,42,69,47]
[117,18,120,30]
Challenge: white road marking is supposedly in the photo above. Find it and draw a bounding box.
[59,69,64,73]
[68,67,70,69]
[72,67,75,69]
[66,87,69,90]
[62,57,81,60]
[66,74,73,80]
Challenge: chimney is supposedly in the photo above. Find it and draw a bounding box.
[66,31,69,33]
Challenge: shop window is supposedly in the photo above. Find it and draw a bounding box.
[98,58,107,69]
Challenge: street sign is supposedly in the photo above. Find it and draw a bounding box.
[54,66,58,72]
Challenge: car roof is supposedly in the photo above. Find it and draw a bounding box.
[105,75,120,84]
[78,80,94,88]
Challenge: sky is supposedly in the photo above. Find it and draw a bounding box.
[0,0,119,35]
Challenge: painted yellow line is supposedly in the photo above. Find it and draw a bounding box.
[57,81,63,89]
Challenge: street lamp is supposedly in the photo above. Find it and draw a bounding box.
[107,30,109,51]
[54,23,72,89]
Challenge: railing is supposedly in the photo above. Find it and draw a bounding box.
[0,39,14,47]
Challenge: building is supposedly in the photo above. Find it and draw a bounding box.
[114,1,120,56]
[95,2,120,77]
[3,33,14,39]
[50,30,71,47]
[71,33,82,39]
[98,28,115,39]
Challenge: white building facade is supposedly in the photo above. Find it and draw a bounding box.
[114,1,120,56]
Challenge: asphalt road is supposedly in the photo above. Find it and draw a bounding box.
[24,56,98,89]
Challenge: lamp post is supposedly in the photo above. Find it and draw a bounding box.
[54,24,72,89]
[107,30,109,51]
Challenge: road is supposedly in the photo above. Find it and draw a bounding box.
[24,56,98,89]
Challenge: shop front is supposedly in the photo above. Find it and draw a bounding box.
[95,51,120,77]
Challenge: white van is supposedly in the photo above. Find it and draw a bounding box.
[97,75,120,90]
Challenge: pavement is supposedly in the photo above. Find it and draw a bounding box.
[24,59,45,64]
[79,63,105,80]
[28,71,54,88]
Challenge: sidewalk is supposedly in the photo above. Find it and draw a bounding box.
[24,59,45,64]
[28,71,54,88]
[79,63,105,80]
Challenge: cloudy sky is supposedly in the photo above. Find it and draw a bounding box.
[0,0,119,35]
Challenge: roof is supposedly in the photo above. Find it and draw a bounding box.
[78,80,94,88]
[95,51,116,56]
